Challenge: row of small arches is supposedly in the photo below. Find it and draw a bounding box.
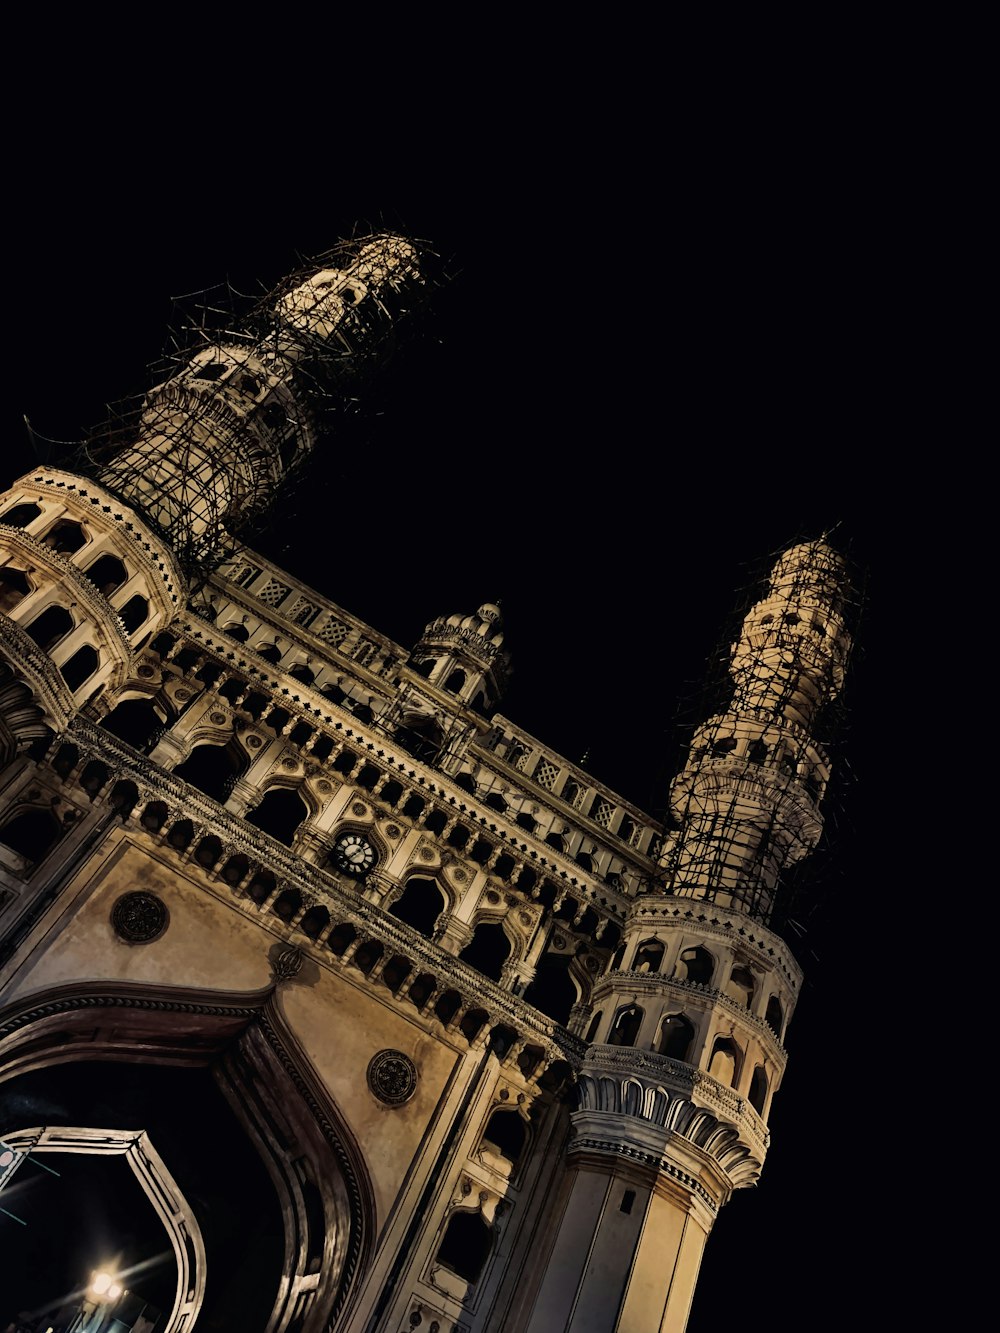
[612,939,784,1036]
[592,1003,769,1113]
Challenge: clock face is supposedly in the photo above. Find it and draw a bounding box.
[331,832,376,877]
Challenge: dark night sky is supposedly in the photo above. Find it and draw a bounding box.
[3,73,914,1329]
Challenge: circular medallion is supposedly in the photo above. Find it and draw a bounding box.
[367,1049,417,1106]
[174,689,191,702]
[385,824,400,839]
[246,735,263,748]
[111,891,168,944]
[351,801,367,816]
[137,665,155,678]
[418,847,435,862]
[453,869,468,884]
[210,712,227,724]
[317,779,332,794]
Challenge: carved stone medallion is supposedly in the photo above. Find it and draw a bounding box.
[367,1049,417,1106]
[351,801,367,816]
[111,890,168,944]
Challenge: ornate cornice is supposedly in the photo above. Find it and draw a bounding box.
[573,1044,767,1189]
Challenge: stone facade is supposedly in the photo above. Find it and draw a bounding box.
[0,234,853,1333]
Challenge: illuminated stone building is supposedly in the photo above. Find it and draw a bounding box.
[0,234,854,1332]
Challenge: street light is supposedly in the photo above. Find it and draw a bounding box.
[68,1270,126,1333]
[88,1272,123,1303]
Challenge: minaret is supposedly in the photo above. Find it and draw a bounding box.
[99,234,425,570]
[0,236,426,715]
[521,540,853,1333]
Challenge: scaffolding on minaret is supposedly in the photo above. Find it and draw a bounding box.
[69,232,441,590]
[656,535,862,930]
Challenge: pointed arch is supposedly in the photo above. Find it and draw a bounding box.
[0,983,376,1333]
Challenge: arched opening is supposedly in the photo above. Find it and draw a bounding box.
[289,663,315,686]
[327,922,357,956]
[25,604,74,651]
[194,835,223,869]
[167,819,194,851]
[515,811,536,833]
[41,519,86,553]
[389,877,447,938]
[246,788,309,846]
[708,1036,742,1088]
[352,940,383,976]
[299,906,331,939]
[100,697,168,753]
[408,973,436,1008]
[747,737,768,764]
[0,566,31,611]
[545,831,566,852]
[434,990,462,1026]
[749,1065,768,1114]
[110,779,139,820]
[80,759,111,795]
[141,800,169,833]
[221,853,251,886]
[484,792,507,813]
[458,923,511,982]
[633,938,664,974]
[523,956,577,1026]
[460,1009,489,1042]
[517,1045,544,1079]
[60,645,100,691]
[257,642,283,665]
[656,1013,695,1061]
[119,594,149,633]
[454,772,477,794]
[444,668,466,694]
[173,741,248,803]
[481,1109,527,1167]
[224,622,250,641]
[607,1004,644,1048]
[84,553,129,595]
[436,1210,492,1285]
[0,993,373,1333]
[726,965,756,1008]
[675,946,714,986]
[400,794,424,820]
[765,995,784,1037]
[0,807,61,864]
[394,713,442,763]
[244,869,276,904]
[381,956,412,993]
[585,1010,603,1043]
[1,501,42,528]
[272,888,303,922]
[52,742,79,778]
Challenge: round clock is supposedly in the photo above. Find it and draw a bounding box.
[331,831,377,877]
